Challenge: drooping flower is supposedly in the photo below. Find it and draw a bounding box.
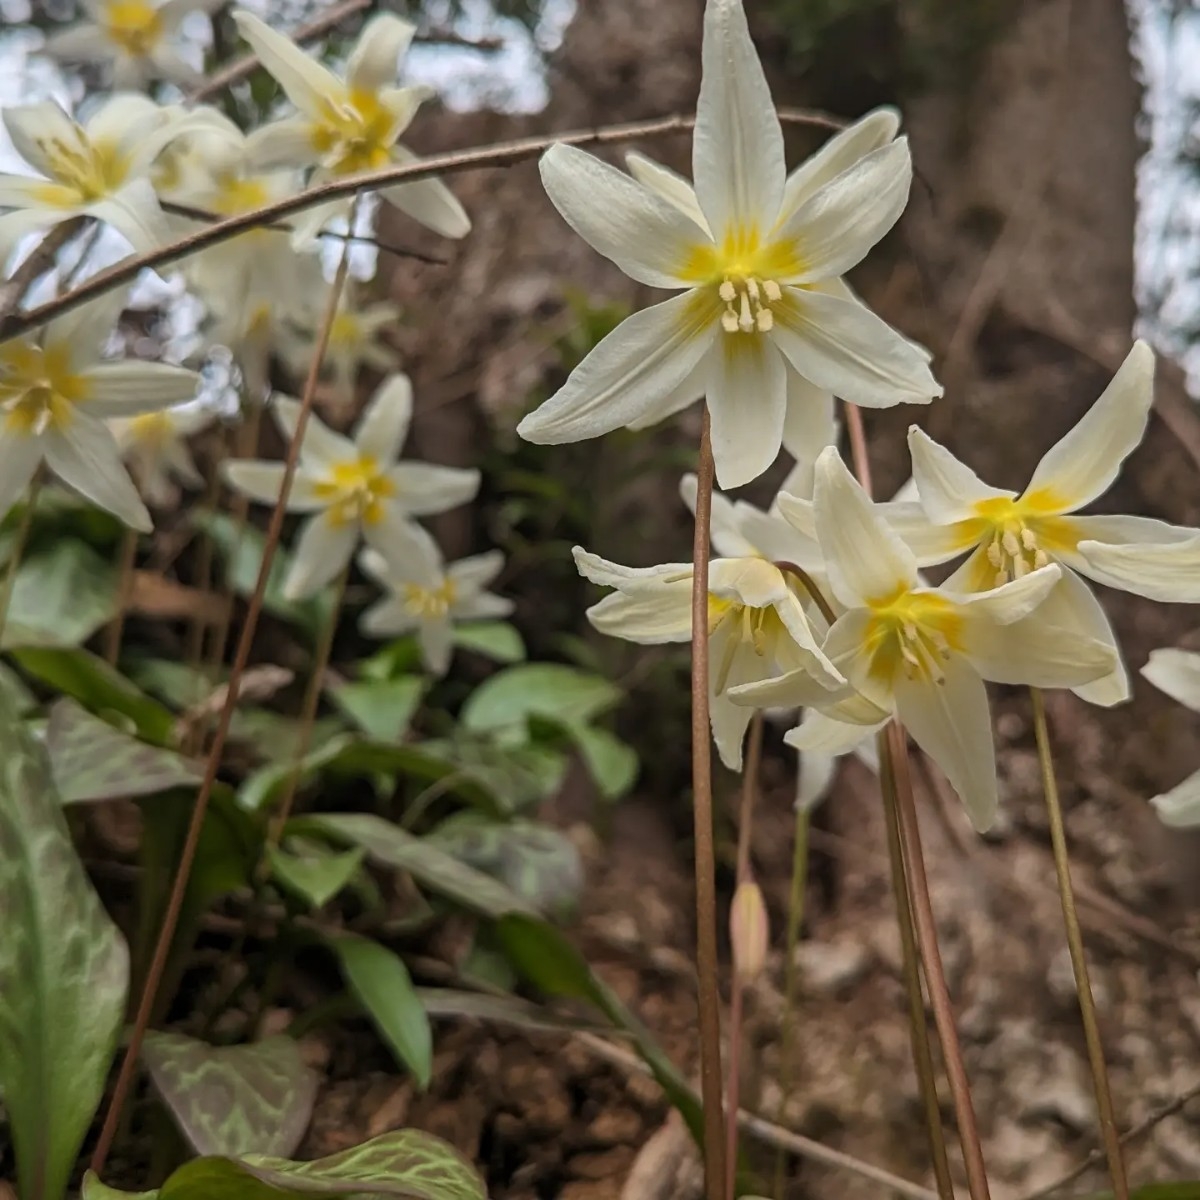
[0,95,176,255]
[892,340,1200,706]
[0,292,200,531]
[359,529,512,676]
[223,374,479,599]
[43,0,224,90]
[573,546,845,771]
[233,10,470,242]
[1140,647,1200,826]
[517,0,940,488]
[731,449,1118,830]
[109,402,214,507]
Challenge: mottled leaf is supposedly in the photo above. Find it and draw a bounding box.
[143,1032,318,1158]
[268,842,364,909]
[0,687,129,1200]
[47,699,201,804]
[329,936,432,1087]
[322,739,498,810]
[127,658,216,710]
[238,735,353,813]
[452,622,526,664]
[460,664,620,732]
[332,677,424,743]
[2,539,118,649]
[0,661,36,715]
[570,725,638,800]
[421,736,566,815]
[426,814,583,917]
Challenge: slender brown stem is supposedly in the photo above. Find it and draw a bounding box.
[1029,688,1128,1200]
[89,217,357,1178]
[843,400,873,495]
[0,474,41,641]
[102,528,139,666]
[889,721,991,1200]
[774,560,836,625]
[690,409,726,1200]
[183,470,222,683]
[878,730,957,1200]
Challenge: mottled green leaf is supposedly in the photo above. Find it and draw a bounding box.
[47,699,201,804]
[143,1032,318,1158]
[0,687,129,1200]
[81,1172,156,1200]
[417,987,612,1036]
[329,936,432,1087]
[322,739,497,810]
[157,1129,485,1200]
[332,677,424,743]
[426,814,583,917]
[461,663,620,732]
[452,622,526,664]
[238,735,353,813]
[297,812,536,918]
[421,736,565,815]
[2,539,118,649]
[570,724,638,800]
[127,658,216,710]
[231,710,346,766]
[0,661,36,716]
[268,842,364,909]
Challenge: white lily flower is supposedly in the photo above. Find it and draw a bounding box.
[0,292,200,531]
[284,289,403,398]
[44,0,224,89]
[110,402,213,507]
[731,449,1118,830]
[233,10,470,242]
[573,545,845,771]
[0,95,175,256]
[1140,648,1200,826]
[896,340,1200,707]
[359,529,512,676]
[516,0,940,489]
[223,373,480,599]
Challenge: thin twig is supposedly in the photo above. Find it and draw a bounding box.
[0,220,87,323]
[102,528,139,666]
[690,409,726,1200]
[0,108,840,342]
[1029,688,1127,1200]
[89,213,357,1178]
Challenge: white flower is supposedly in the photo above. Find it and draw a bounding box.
[0,293,200,531]
[0,95,175,256]
[573,545,845,771]
[110,402,213,507]
[895,340,1200,707]
[516,0,940,488]
[1140,648,1200,826]
[233,10,470,242]
[359,529,512,676]
[43,0,224,89]
[223,374,480,599]
[285,289,402,398]
[731,449,1118,830]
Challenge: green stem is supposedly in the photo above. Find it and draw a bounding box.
[1030,688,1128,1200]
[0,473,42,641]
[102,527,139,666]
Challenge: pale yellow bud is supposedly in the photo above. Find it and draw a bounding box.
[730,880,769,982]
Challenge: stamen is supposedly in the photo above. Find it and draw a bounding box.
[762,280,782,302]
[1021,528,1038,551]
[719,280,736,303]
[986,541,1004,569]
[1002,530,1021,557]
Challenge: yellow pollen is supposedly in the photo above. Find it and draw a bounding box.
[970,496,1073,587]
[103,0,164,56]
[864,590,964,686]
[0,342,87,435]
[313,455,396,526]
[404,577,456,618]
[706,593,786,693]
[317,88,399,176]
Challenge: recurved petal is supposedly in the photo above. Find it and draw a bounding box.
[346,13,416,92]
[572,546,694,592]
[0,209,59,257]
[455,591,514,621]
[708,556,787,607]
[85,362,200,415]
[44,22,111,61]
[692,0,785,238]
[962,612,1118,693]
[355,372,411,462]
[624,355,705,432]
[624,151,708,230]
[950,563,1061,626]
[1141,647,1200,713]
[382,170,471,240]
[418,618,455,676]
[541,144,709,289]
[1024,339,1155,513]
[1074,533,1200,604]
[45,290,127,368]
[877,499,978,566]
[735,504,823,570]
[44,413,151,532]
[773,287,941,409]
[907,425,1013,523]
[1151,770,1200,829]
[283,512,358,599]
[781,373,836,465]
[710,688,755,772]
[245,115,318,171]
[707,334,787,488]
[795,748,837,812]
[232,11,342,122]
[786,708,883,757]
[584,582,694,644]
[389,463,480,516]
[449,549,505,595]
[517,292,717,446]
[727,666,853,711]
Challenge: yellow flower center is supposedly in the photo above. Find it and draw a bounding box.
[970,495,1079,587]
[0,342,87,435]
[864,589,964,685]
[212,175,271,216]
[127,410,173,449]
[313,89,397,176]
[707,593,791,693]
[313,455,396,526]
[103,0,164,55]
[404,577,456,618]
[329,311,365,350]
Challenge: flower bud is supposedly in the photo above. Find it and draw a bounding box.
[730,880,769,983]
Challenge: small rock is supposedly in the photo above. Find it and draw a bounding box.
[793,938,872,995]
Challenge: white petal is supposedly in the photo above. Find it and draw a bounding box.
[271,395,355,465]
[86,178,170,251]
[735,505,823,570]
[449,550,505,594]
[781,373,836,464]
[245,115,319,172]
[1151,770,1200,829]
[360,521,443,586]
[517,293,717,445]
[879,499,978,565]
[355,373,411,463]
[773,491,816,540]
[0,433,44,518]
[813,446,919,608]
[345,14,415,92]
[232,11,342,121]
[795,748,837,811]
[284,513,358,599]
[3,101,84,179]
[382,173,471,240]
[146,45,206,87]
[455,592,514,621]
[907,425,1013,522]
[1066,513,1197,547]
[896,659,996,831]
[771,590,846,687]
[624,355,706,432]
[45,290,126,368]
[389,464,480,516]
[962,610,1119,693]
[1074,534,1200,604]
[44,413,150,532]
[624,151,708,229]
[85,93,166,156]
[419,618,455,677]
[707,335,787,488]
[786,708,882,757]
[708,556,787,608]
[0,209,59,257]
[950,563,1061,627]
[163,439,203,488]
[43,23,110,62]
[778,107,901,224]
[222,461,326,510]
[540,144,708,289]
[360,596,418,638]
[692,0,785,237]
[728,665,855,711]
[1024,340,1155,513]
[0,173,62,208]
[773,288,941,408]
[1141,648,1200,713]
[680,475,757,559]
[584,584,694,645]
[85,362,200,416]
[779,140,913,283]
[572,547,693,591]
[710,689,755,771]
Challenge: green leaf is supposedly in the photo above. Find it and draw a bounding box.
[426,814,583,918]
[0,661,36,716]
[230,709,346,766]
[416,987,612,1036]
[452,622,526,663]
[2,539,118,649]
[0,687,129,1200]
[12,645,176,744]
[268,842,364,909]
[461,663,621,733]
[419,736,566,815]
[570,724,638,800]
[332,677,424,743]
[322,738,499,811]
[142,1032,318,1158]
[238,735,353,813]
[127,658,216,710]
[329,936,432,1088]
[298,812,536,918]
[156,1129,486,1200]
[81,1173,156,1200]
[47,699,201,804]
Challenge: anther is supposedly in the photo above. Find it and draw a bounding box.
[1002,530,1021,556]
[1021,528,1038,551]
[986,542,1003,569]
[762,279,782,302]
[719,280,736,303]
[1033,549,1049,569]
